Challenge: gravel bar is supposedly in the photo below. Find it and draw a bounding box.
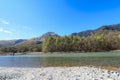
[0,67,120,80]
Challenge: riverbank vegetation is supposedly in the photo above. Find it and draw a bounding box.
[42,31,120,52]
[0,44,42,54]
[0,31,120,53]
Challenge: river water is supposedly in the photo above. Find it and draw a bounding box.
[0,52,120,68]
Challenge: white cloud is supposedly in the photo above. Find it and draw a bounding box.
[0,27,12,34]
[0,18,9,25]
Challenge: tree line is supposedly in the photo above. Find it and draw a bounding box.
[42,32,120,52]
[1,31,120,53]
[0,44,42,53]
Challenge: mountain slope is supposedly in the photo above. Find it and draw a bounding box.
[0,32,59,48]
[71,24,120,37]
[71,30,95,37]
[1,24,120,48]
[0,39,25,48]
[17,32,59,45]
[32,32,59,41]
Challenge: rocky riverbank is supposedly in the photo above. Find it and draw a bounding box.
[0,66,120,80]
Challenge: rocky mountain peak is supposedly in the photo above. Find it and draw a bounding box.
[31,32,59,41]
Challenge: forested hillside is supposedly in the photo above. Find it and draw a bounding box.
[42,31,120,52]
[1,24,120,53]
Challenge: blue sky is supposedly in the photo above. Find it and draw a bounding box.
[0,0,120,40]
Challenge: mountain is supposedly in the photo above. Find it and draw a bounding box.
[32,32,59,41]
[17,32,59,45]
[71,24,120,37]
[71,30,95,37]
[1,24,120,48]
[0,32,58,48]
[20,24,120,46]
[0,39,25,48]
[96,24,120,31]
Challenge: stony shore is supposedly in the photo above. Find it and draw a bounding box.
[0,66,120,80]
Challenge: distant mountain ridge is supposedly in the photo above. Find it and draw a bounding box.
[71,24,120,37]
[1,24,120,48]
[32,32,59,41]
[16,32,59,45]
[71,30,95,37]
[0,39,25,48]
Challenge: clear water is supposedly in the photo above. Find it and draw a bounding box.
[0,52,120,68]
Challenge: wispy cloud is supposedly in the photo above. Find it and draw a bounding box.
[0,27,12,34]
[0,18,9,25]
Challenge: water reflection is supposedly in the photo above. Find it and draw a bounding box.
[42,57,120,67]
[0,53,120,68]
